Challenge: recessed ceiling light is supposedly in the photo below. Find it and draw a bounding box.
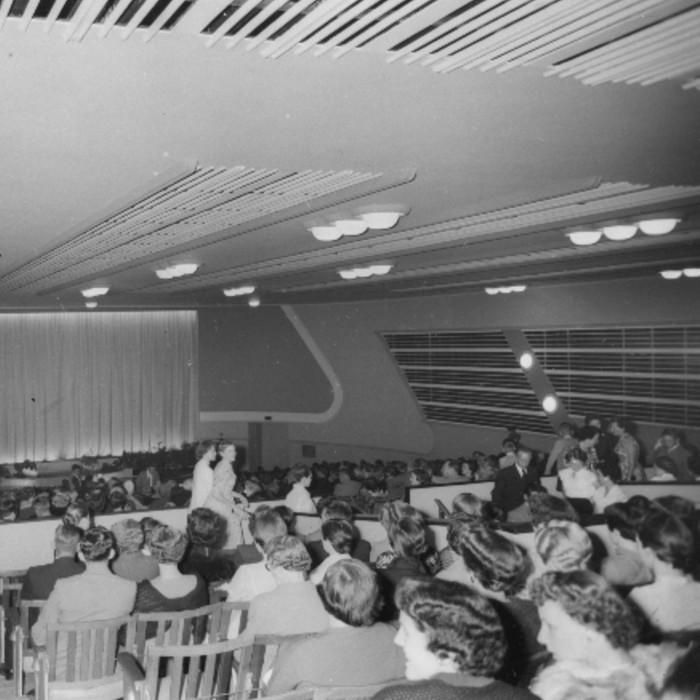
[542,395,559,414]
[519,352,534,370]
[334,219,368,236]
[338,263,393,280]
[156,263,199,279]
[602,224,637,241]
[660,270,683,280]
[81,286,109,298]
[485,287,499,295]
[510,285,527,293]
[638,218,680,235]
[248,295,261,308]
[85,301,98,309]
[360,212,403,230]
[310,226,342,242]
[683,268,700,278]
[223,285,256,297]
[567,230,602,246]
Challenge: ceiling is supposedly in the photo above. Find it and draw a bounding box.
[2,0,700,310]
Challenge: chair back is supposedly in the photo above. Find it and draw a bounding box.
[0,580,23,676]
[217,600,250,639]
[13,599,46,697]
[434,498,451,519]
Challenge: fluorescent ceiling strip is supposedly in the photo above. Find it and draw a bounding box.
[121,0,162,40]
[64,0,106,42]
[295,0,377,55]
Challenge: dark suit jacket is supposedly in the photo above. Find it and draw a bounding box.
[491,465,541,516]
[21,557,85,600]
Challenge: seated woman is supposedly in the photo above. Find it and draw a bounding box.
[309,518,357,585]
[267,559,405,693]
[533,519,592,574]
[651,455,694,482]
[132,524,208,636]
[530,570,682,700]
[629,509,700,634]
[373,577,537,699]
[110,518,159,582]
[437,519,540,686]
[558,447,597,515]
[179,507,236,584]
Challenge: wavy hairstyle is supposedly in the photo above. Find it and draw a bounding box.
[148,524,189,564]
[396,577,505,677]
[320,559,381,626]
[534,519,592,572]
[530,570,640,649]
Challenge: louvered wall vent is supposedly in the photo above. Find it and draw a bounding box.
[0,164,382,295]
[383,330,552,434]
[524,326,700,428]
[3,0,698,89]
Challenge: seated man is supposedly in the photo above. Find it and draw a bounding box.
[305,498,370,567]
[491,446,541,520]
[21,523,85,601]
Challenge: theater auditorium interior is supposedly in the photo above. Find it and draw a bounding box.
[0,0,700,698]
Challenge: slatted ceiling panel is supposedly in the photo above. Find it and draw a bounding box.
[0,164,382,295]
[524,326,700,428]
[547,4,700,88]
[383,330,552,433]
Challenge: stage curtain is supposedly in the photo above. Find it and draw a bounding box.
[0,311,197,463]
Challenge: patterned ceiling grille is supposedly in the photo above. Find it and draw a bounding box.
[0,165,382,295]
[2,0,698,89]
[524,326,700,428]
[383,330,552,433]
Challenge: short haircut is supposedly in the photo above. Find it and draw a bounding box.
[321,519,357,555]
[80,526,114,561]
[111,518,144,554]
[638,510,695,573]
[63,501,91,529]
[320,559,381,626]
[148,524,189,564]
[563,446,588,465]
[409,468,432,486]
[272,505,296,533]
[389,516,428,559]
[319,498,354,522]
[288,464,311,484]
[54,523,82,552]
[250,507,287,547]
[396,577,506,677]
[264,535,311,572]
[448,519,531,597]
[530,570,640,649]
[603,498,651,541]
[528,492,579,528]
[196,440,216,460]
[534,519,592,572]
[362,478,387,494]
[451,493,483,517]
[379,500,424,532]
[187,508,226,549]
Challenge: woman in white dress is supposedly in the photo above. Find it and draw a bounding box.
[189,440,216,511]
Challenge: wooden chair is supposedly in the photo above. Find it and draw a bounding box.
[118,636,264,700]
[434,498,451,519]
[217,600,250,639]
[32,614,135,700]
[0,577,24,678]
[12,598,45,696]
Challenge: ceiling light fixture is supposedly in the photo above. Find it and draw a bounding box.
[683,267,700,278]
[334,219,368,236]
[567,230,602,246]
[360,212,403,230]
[156,263,199,279]
[660,270,683,280]
[638,218,680,235]
[519,352,534,370]
[602,224,637,241]
[223,285,256,297]
[310,226,343,242]
[338,263,393,280]
[248,295,261,308]
[85,301,98,309]
[484,285,528,295]
[81,286,109,298]
[542,395,559,414]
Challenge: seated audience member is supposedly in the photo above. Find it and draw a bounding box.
[21,524,85,601]
[267,560,405,693]
[600,499,654,589]
[544,422,579,476]
[534,519,592,574]
[651,455,694,482]
[530,570,681,700]
[577,425,602,468]
[240,535,329,641]
[358,478,390,516]
[438,519,540,686]
[386,462,410,501]
[309,519,357,585]
[31,526,136,677]
[180,507,236,584]
[110,518,159,582]
[651,428,694,481]
[591,463,628,514]
[528,492,579,528]
[218,507,287,603]
[305,498,371,566]
[630,509,700,633]
[433,460,463,484]
[132,524,208,636]
[558,447,597,507]
[49,488,72,519]
[492,446,541,522]
[273,505,297,535]
[373,577,538,700]
[140,516,162,546]
[285,465,317,536]
[134,465,161,505]
[408,468,432,487]
[334,467,362,499]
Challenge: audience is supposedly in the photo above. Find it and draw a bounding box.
[268,560,405,693]
[373,577,537,699]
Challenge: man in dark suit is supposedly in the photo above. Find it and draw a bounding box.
[21,523,85,603]
[491,446,541,519]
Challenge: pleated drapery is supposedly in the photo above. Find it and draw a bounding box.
[0,311,198,463]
